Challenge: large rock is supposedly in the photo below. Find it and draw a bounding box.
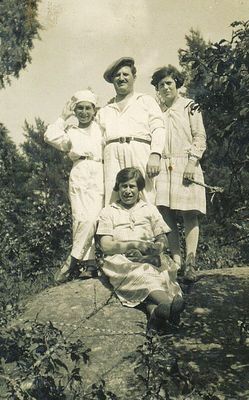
[12,267,249,399]
[15,276,147,398]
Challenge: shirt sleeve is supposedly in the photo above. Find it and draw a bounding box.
[94,113,106,149]
[141,95,166,156]
[95,109,106,139]
[44,117,71,152]
[96,206,114,236]
[187,102,206,159]
[148,205,171,236]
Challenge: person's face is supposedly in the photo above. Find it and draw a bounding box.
[112,65,135,96]
[118,178,139,208]
[158,75,177,102]
[74,101,95,127]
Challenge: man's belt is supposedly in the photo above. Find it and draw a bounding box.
[106,137,151,145]
[79,156,103,163]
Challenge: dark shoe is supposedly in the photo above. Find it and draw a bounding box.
[68,267,81,281]
[78,261,98,280]
[169,295,185,325]
[146,303,171,333]
[78,269,97,279]
[55,262,81,284]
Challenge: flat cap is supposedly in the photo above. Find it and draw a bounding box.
[103,57,135,83]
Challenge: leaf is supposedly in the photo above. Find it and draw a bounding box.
[240,107,249,117]
[216,62,225,75]
[230,21,243,27]
[219,39,229,45]
[53,357,69,372]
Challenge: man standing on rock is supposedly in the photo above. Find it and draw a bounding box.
[97,57,166,205]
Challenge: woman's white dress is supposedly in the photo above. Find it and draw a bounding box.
[156,97,206,214]
[44,118,104,260]
[97,200,182,307]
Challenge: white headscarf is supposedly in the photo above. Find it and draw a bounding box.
[71,90,97,109]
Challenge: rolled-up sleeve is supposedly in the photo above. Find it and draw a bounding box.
[97,207,114,236]
[149,205,171,236]
[188,104,206,159]
[142,95,166,156]
[44,117,71,152]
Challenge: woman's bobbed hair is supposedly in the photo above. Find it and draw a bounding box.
[113,167,145,192]
[151,65,184,89]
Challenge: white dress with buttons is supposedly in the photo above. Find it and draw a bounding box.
[156,97,206,214]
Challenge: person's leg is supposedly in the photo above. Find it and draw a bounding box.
[146,290,171,314]
[145,290,184,330]
[158,206,181,267]
[182,211,199,280]
[145,290,171,331]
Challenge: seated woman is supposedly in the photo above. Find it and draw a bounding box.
[96,167,184,332]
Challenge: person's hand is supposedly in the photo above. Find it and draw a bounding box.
[125,249,144,262]
[138,241,163,255]
[145,242,164,255]
[146,153,161,178]
[136,241,150,255]
[183,159,196,183]
[61,100,75,121]
[149,242,164,255]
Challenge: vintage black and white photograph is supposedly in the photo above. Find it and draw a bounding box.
[0,0,249,398]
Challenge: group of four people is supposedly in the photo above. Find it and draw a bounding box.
[44,57,206,331]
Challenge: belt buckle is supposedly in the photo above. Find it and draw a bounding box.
[119,137,126,144]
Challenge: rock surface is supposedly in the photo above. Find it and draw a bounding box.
[14,267,249,399]
[15,276,147,398]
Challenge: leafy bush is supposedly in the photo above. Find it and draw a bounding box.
[179,21,249,265]
[0,319,119,399]
[0,121,72,323]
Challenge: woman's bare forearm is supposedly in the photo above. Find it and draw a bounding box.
[100,237,149,256]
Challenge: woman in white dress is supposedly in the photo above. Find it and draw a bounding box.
[44,90,104,281]
[97,167,184,332]
[151,65,206,281]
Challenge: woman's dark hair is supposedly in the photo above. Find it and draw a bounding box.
[113,167,145,192]
[151,65,184,89]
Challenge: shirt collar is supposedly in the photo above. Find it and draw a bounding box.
[111,199,147,210]
[107,92,144,109]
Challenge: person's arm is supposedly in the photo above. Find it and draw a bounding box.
[188,101,206,159]
[44,101,74,152]
[142,96,166,178]
[151,233,168,255]
[183,101,206,181]
[99,236,151,256]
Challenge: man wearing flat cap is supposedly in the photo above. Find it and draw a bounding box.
[97,57,166,205]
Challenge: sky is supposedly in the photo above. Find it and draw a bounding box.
[0,0,248,145]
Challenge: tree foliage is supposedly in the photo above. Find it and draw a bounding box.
[179,21,249,259]
[179,22,249,219]
[0,0,41,88]
[0,121,72,318]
